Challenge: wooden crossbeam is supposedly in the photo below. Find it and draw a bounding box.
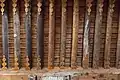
[48,0,55,69]
[60,0,67,68]
[12,0,20,70]
[116,1,120,68]
[71,0,79,68]
[104,0,115,68]
[93,0,104,68]
[0,0,9,70]
[24,0,32,70]
[83,0,93,68]
[36,0,44,69]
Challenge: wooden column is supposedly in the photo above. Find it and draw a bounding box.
[83,0,93,68]
[104,0,115,68]
[93,0,104,68]
[0,0,9,70]
[36,0,44,69]
[24,0,32,70]
[116,2,120,68]
[48,0,55,69]
[71,0,79,68]
[12,0,20,70]
[60,0,67,68]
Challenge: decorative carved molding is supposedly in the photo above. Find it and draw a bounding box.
[2,55,7,70]
[37,0,42,15]
[26,56,30,70]
[49,0,54,16]
[86,0,93,15]
[12,0,17,15]
[98,0,104,15]
[24,0,30,15]
[0,0,5,15]
[37,55,41,69]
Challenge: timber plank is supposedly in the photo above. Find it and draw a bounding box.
[104,0,115,68]
[93,0,104,68]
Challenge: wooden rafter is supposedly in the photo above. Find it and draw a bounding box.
[71,0,79,68]
[93,0,104,68]
[116,1,120,68]
[12,0,20,70]
[0,0,9,70]
[104,0,115,68]
[60,0,67,68]
[48,0,55,69]
[83,0,93,68]
[36,0,44,69]
[24,0,32,70]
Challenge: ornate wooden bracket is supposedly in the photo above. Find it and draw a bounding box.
[2,55,7,70]
[71,0,79,69]
[37,0,42,15]
[60,0,67,68]
[86,0,93,16]
[104,0,115,68]
[48,0,55,69]
[24,0,30,15]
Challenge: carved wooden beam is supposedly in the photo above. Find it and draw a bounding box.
[36,0,44,69]
[24,0,32,70]
[93,0,104,68]
[60,0,67,68]
[83,0,93,68]
[12,0,20,70]
[116,1,120,68]
[48,0,55,69]
[104,0,115,68]
[71,0,79,69]
[0,0,9,70]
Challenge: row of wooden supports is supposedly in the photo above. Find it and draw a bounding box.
[0,0,119,70]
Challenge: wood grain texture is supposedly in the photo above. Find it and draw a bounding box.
[36,0,44,69]
[116,1,120,68]
[12,0,20,70]
[0,0,9,69]
[93,0,104,68]
[104,0,115,68]
[83,0,93,68]
[71,0,79,68]
[24,0,32,70]
[48,0,55,69]
[60,0,67,68]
